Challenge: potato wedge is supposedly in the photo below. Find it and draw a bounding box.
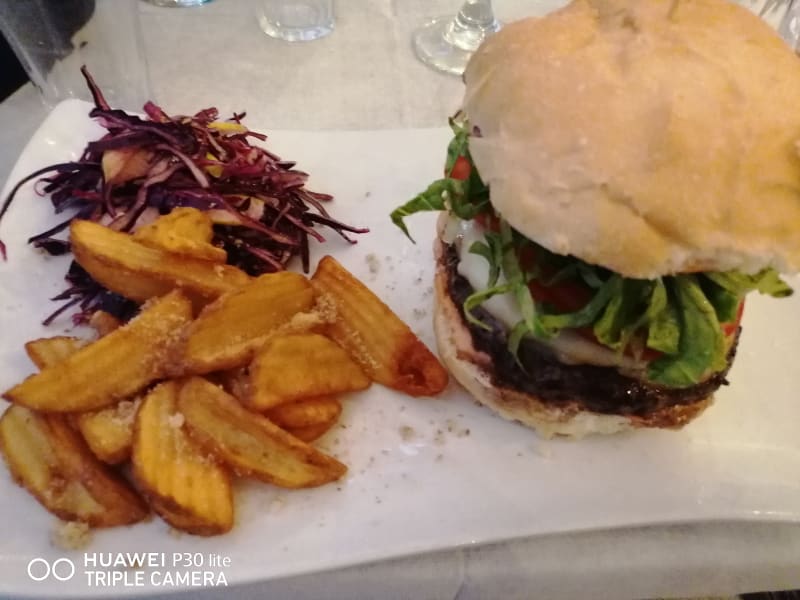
[76,399,140,464]
[179,272,315,374]
[132,381,233,536]
[25,337,86,370]
[214,367,250,401]
[88,311,123,337]
[0,405,148,527]
[178,377,346,488]
[23,334,136,464]
[285,421,338,443]
[265,396,342,429]
[249,334,369,410]
[74,249,174,304]
[133,207,227,263]
[4,291,193,412]
[311,256,448,396]
[71,219,249,305]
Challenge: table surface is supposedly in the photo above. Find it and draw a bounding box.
[1,1,799,599]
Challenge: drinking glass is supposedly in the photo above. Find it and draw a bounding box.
[257,0,335,42]
[413,0,500,76]
[0,0,150,111]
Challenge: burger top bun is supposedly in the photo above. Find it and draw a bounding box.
[463,0,800,279]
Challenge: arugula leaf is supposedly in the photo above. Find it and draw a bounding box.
[450,179,489,220]
[537,276,621,334]
[700,277,740,323]
[644,279,680,354]
[577,263,606,289]
[593,279,651,351]
[508,321,532,371]
[463,283,516,330]
[391,118,489,241]
[445,115,470,176]
[705,268,793,298]
[468,230,503,288]
[499,222,540,336]
[390,178,463,241]
[647,276,727,388]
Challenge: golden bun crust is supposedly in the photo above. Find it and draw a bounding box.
[463,0,800,278]
[433,252,714,438]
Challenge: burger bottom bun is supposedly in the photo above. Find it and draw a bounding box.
[432,258,714,439]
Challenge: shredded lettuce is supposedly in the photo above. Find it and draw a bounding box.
[391,118,488,241]
[592,279,650,351]
[644,280,681,355]
[468,231,503,288]
[705,269,793,298]
[391,120,795,389]
[538,276,622,336]
[647,277,728,387]
[463,282,515,330]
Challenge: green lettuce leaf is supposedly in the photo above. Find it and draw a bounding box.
[644,279,680,354]
[647,276,727,388]
[445,115,469,176]
[705,268,793,298]
[463,283,516,331]
[593,279,651,351]
[390,178,487,241]
[468,230,503,288]
[700,277,740,323]
[537,276,621,335]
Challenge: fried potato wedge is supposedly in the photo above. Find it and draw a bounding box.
[265,396,342,429]
[4,291,193,412]
[178,377,346,488]
[311,256,448,396]
[134,207,227,263]
[71,219,249,305]
[25,337,86,370]
[132,381,233,536]
[23,334,136,464]
[76,399,140,464]
[88,311,123,337]
[179,272,315,374]
[75,248,174,304]
[249,334,369,410]
[0,405,148,527]
[285,421,337,443]
[214,367,250,401]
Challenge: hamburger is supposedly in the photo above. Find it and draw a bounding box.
[392,0,800,437]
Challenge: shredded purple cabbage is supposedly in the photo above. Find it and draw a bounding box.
[0,67,368,325]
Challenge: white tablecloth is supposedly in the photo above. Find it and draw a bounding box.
[1,1,799,598]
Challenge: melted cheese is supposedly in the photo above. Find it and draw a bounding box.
[454,218,643,370]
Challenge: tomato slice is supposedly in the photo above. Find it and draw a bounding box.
[448,155,471,181]
[474,211,500,232]
[721,299,745,337]
[528,279,593,313]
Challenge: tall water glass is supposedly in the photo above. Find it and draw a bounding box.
[0,0,150,111]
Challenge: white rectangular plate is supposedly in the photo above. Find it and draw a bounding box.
[1,100,799,597]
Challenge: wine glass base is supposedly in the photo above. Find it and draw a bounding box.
[413,17,476,76]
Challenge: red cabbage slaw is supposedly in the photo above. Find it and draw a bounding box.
[0,68,368,325]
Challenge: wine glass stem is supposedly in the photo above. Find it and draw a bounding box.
[447,0,500,52]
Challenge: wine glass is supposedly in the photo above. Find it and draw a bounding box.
[413,0,501,76]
